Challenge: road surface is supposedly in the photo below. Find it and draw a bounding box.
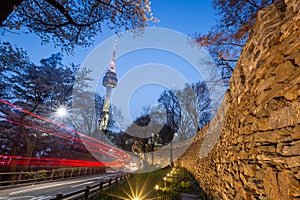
[0,172,123,200]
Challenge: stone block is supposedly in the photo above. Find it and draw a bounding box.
[273,156,300,168]
[251,130,285,144]
[243,164,257,177]
[279,170,300,197]
[256,76,275,95]
[263,168,281,200]
[274,61,295,83]
[277,140,300,156]
[240,173,248,185]
[238,150,249,160]
[257,145,276,153]
[283,85,299,100]
[269,101,300,129]
[223,174,234,188]
[277,170,292,199]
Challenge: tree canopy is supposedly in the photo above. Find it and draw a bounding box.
[0,0,156,52]
[0,45,71,164]
[195,0,274,81]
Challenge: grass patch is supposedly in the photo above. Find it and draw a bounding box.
[91,167,207,200]
[91,167,170,200]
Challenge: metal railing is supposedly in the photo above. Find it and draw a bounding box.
[52,173,132,200]
[0,167,106,186]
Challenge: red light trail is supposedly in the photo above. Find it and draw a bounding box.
[0,99,130,168]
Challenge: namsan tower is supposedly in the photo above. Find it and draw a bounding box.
[99,40,118,130]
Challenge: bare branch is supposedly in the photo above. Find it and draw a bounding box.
[44,0,78,25]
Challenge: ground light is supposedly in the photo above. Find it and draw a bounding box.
[107,174,157,200]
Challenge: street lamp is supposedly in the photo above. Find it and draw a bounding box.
[56,107,67,117]
[163,177,167,187]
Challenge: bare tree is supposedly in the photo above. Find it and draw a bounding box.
[195,0,275,81]
[158,90,181,166]
[175,85,199,140]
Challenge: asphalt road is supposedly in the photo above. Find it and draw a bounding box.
[0,172,124,200]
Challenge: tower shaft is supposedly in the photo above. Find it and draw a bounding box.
[103,86,112,113]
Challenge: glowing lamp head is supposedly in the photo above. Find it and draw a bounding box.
[57,107,67,116]
[132,198,140,200]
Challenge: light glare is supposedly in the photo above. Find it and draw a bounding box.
[57,107,67,116]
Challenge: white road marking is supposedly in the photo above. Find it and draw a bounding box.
[0,196,52,200]
[70,181,95,188]
[4,173,123,197]
[8,177,98,195]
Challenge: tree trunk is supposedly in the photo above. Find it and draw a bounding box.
[0,0,24,26]
[10,146,17,173]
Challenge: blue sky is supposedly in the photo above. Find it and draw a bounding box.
[3,1,218,124]
[151,0,216,34]
[3,1,216,64]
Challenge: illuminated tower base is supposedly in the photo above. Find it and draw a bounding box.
[99,87,112,130]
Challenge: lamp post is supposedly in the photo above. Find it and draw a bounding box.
[55,106,69,158]
[163,177,167,187]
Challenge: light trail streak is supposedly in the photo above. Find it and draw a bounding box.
[0,99,128,159]
[0,154,106,167]
[1,118,121,159]
[0,99,130,168]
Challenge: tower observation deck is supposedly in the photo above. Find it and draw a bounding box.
[99,40,118,131]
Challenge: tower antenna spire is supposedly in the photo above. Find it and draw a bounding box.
[109,39,117,72]
[111,39,117,63]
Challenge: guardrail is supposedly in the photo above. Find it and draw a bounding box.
[52,173,132,200]
[0,167,106,186]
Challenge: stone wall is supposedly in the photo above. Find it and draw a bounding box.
[175,0,300,199]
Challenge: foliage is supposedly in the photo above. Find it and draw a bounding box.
[91,149,207,200]
[0,42,77,113]
[155,168,207,200]
[0,42,31,102]
[23,169,48,181]
[175,82,211,139]
[195,0,273,82]
[193,81,212,129]
[92,167,170,200]
[0,0,157,52]
[0,42,95,169]
[158,90,181,145]
[114,84,212,166]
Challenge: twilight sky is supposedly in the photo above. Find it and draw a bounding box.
[3,1,219,126]
[3,1,216,64]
